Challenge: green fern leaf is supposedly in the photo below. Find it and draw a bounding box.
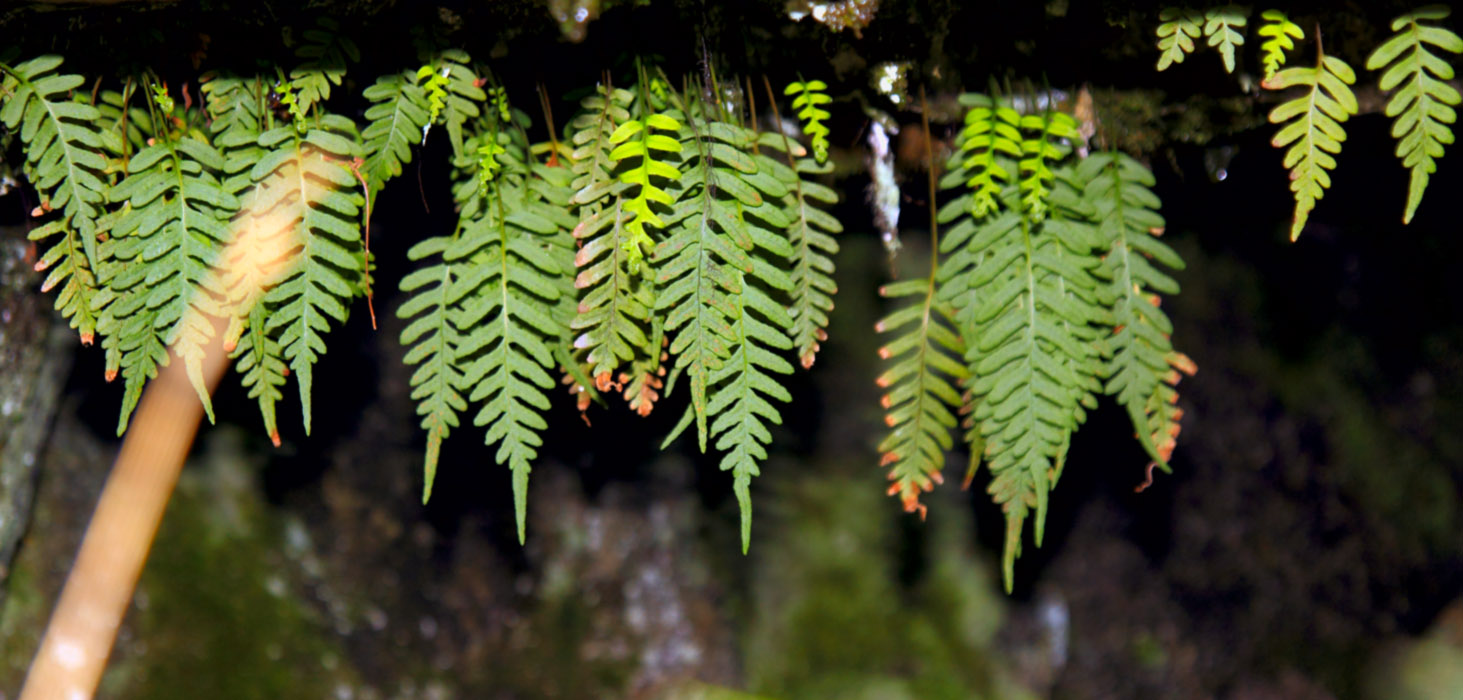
[430,49,487,162]
[875,276,967,520]
[0,56,109,292]
[963,176,1106,592]
[93,90,236,434]
[1079,152,1190,469]
[448,127,566,542]
[399,236,467,502]
[1264,50,1358,240]
[1204,5,1249,74]
[609,111,684,268]
[288,16,360,115]
[250,115,365,435]
[763,131,842,368]
[784,79,832,163]
[362,70,430,195]
[29,216,103,344]
[231,298,288,446]
[1366,5,1463,224]
[1258,10,1305,81]
[1018,110,1079,222]
[568,86,669,412]
[1155,7,1204,71]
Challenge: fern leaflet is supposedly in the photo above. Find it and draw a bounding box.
[784,79,832,163]
[361,70,430,195]
[288,17,359,115]
[1365,5,1463,224]
[609,111,683,268]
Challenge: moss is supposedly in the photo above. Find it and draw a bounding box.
[98,429,358,700]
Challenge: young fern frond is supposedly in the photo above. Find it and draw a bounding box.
[1,55,109,339]
[96,118,236,433]
[1155,7,1203,71]
[361,70,430,195]
[250,115,365,435]
[609,111,683,268]
[1258,10,1305,81]
[288,17,360,115]
[784,79,831,163]
[429,49,486,161]
[1264,45,1358,241]
[1203,5,1248,74]
[1018,110,1079,222]
[1080,152,1190,469]
[1366,6,1463,224]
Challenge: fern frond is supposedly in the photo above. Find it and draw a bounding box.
[1155,7,1203,71]
[361,70,429,194]
[250,115,364,435]
[609,111,684,268]
[448,126,567,541]
[764,131,842,368]
[398,236,467,502]
[1079,152,1189,468]
[0,56,109,288]
[784,79,831,163]
[875,276,967,519]
[1203,6,1248,74]
[567,86,661,400]
[95,120,236,432]
[288,16,360,115]
[1258,10,1305,81]
[954,94,1022,219]
[1264,49,1358,241]
[28,216,102,344]
[1366,5,1463,224]
[1018,110,1079,222]
[430,49,486,161]
[231,298,288,446]
[963,176,1106,592]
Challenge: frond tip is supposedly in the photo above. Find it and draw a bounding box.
[1257,10,1305,81]
[1155,7,1203,71]
[1365,5,1463,224]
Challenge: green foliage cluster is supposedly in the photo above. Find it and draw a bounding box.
[876,93,1191,591]
[1155,5,1463,233]
[0,34,846,553]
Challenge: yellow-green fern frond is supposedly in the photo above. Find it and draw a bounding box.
[1156,7,1203,71]
[1264,48,1358,240]
[784,79,831,163]
[1366,5,1463,224]
[1204,5,1249,74]
[609,111,683,268]
[1258,10,1305,81]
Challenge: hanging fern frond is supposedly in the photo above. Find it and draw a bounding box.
[963,175,1106,592]
[875,275,967,520]
[249,114,365,435]
[764,130,841,368]
[568,86,661,399]
[0,55,109,296]
[361,70,430,194]
[96,118,237,433]
[28,216,103,344]
[1155,7,1203,71]
[288,16,360,115]
[784,79,831,163]
[1203,5,1249,74]
[398,235,466,502]
[1258,10,1305,81]
[1079,152,1190,470]
[1365,5,1463,224]
[1264,46,1358,241]
[448,125,567,542]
